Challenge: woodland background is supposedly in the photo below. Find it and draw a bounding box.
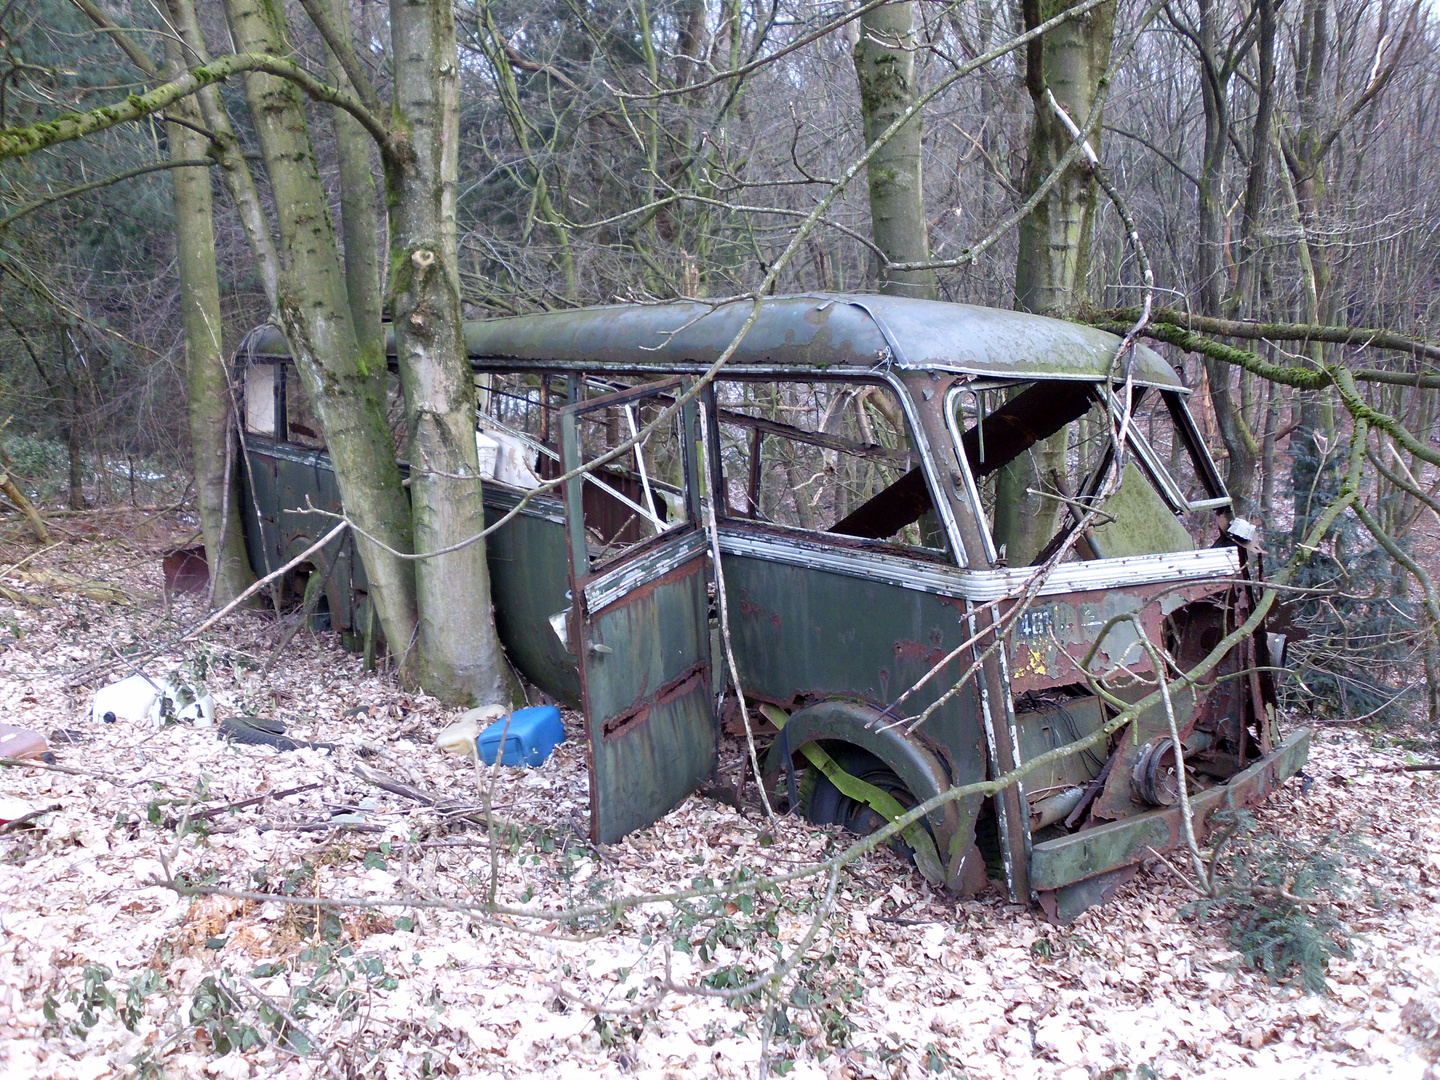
[3,0,1439,722]
[2,2,1440,1076]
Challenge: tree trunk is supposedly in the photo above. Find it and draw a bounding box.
[222,0,420,667]
[60,332,86,511]
[1012,0,1114,316]
[1194,0,1259,514]
[323,0,386,359]
[853,0,936,299]
[168,0,281,311]
[1286,0,1337,542]
[163,35,256,605]
[1228,0,1276,317]
[388,0,519,705]
[995,0,1114,566]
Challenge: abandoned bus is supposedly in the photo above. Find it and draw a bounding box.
[237,294,1305,921]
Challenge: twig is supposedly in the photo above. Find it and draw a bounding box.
[0,755,122,780]
[0,803,62,832]
[186,783,323,822]
[351,763,522,832]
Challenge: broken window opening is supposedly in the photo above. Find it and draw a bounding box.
[947,381,1230,566]
[713,379,945,555]
[284,368,326,449]
[556,379,689,568]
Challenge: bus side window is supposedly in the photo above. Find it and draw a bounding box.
[285,368,326,448]
[245,363,279,437]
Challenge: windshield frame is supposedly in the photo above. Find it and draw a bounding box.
[944,380,1232,567]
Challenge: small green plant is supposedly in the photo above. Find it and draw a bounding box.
[189,976,263,1054]
[924,1041,963,1075]
[77,963,117,1029]
[42,964,168,1037]
[1186,811,1370,993]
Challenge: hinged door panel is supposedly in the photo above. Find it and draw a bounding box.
[560,379,717,843]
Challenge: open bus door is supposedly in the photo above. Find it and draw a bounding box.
[560,379,718,843]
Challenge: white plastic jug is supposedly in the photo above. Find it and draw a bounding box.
[92,674,160,724]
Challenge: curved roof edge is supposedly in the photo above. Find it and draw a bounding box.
[240,294,1185,388]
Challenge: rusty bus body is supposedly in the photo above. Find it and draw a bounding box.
[238,294,1305,920]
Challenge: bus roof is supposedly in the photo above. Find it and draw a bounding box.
[245,293,1185,388]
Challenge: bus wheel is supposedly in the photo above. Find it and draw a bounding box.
[799,744,923,859]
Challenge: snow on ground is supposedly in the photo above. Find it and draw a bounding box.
[1,512,1437,1079]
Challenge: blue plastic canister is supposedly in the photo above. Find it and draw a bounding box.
[475,706,565,767]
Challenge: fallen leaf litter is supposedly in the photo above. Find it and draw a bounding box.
[1,514,1438,1080]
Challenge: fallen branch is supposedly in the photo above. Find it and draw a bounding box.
[185,782,323,822]
[0,470,48,542]
[351,763,523,832]
[0,803,62,832]
[4,566,134,604]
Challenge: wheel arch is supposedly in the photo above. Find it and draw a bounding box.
[762,698,975,886]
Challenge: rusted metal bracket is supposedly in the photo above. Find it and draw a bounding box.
[1030,727,1311,894]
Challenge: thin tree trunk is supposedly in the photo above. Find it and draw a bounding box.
[61,333,85,511]
[165,0,281,310]
[388,0,519,705]
[1228,0,1276,317]
[1286,0,1337,542]
[1260,369,1280,512]
[1012,0,1114,317]
[163,33,255,605]
[853,0,936,298]
[323,0,386,371]
[1194,0,1259,514]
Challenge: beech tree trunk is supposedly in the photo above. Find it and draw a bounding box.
[853,0,936,299]
[322,0,386,363]
[995,0,1115,566]
[388,0,519,704]
[222,0,421,668]
[163,35,255,605]
[1192,0,1259,515]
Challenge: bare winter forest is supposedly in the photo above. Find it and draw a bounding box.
[2,0,1440,1075]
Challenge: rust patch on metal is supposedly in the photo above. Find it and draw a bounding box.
[1005,582,1225,694]
[601,663,707,740]
[893,639,947,669]
[735,590,783,631]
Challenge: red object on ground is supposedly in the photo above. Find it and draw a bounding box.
[162,546,209,595]
[0,722,51,761]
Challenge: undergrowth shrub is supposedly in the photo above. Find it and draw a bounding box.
[1185,810,1373,994]
[1,434,72,499]
[1270,435,1424,726]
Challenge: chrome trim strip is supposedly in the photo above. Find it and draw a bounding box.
[246,439,332,471]
[718,528,975,598]
[957,546,1242,600]
[482,483,567,526]
[583,529,709,613]
[717,527,1241,601]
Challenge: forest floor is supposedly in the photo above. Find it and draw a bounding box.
[1,511,1438,1080]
